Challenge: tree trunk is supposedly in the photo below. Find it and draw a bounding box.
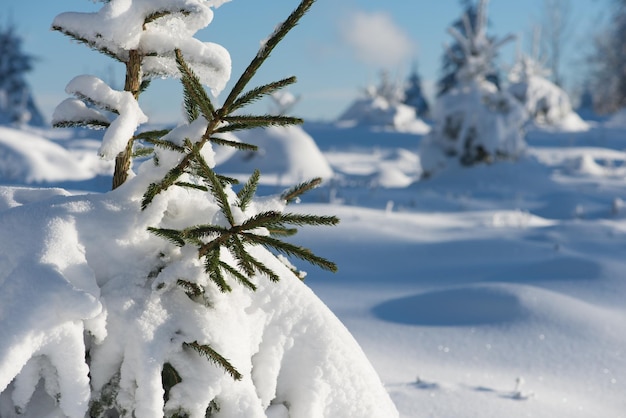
[112,49,142,190]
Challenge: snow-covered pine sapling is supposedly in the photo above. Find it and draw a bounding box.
[146,2,337,290]
[51,0,230,189]
[139,0,337,405]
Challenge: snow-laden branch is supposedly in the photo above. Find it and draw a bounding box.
[64,75,148,160]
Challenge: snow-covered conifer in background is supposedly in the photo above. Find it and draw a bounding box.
[419,0,526,175]
[588,0,626,114]
[437,0,502,97]
[403,63,430,118]
[51,0,231,189]
[0,23,45,127]
[337,70,430,134]
[0,0,399,417]
[507,36,588,131]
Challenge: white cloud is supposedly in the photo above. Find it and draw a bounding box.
[340,10,415,69]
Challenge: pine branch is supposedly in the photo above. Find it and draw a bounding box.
[204,249,232,292]
[281,178,322,204]
[143,137,185,153]
[267,227,298,237]
[241,232,337,272]
[134,129,172,142]
[208,136,258,152]
[174,181,208,192]
[132,146,154,159]
[52,26,122,62]
[220,0,317,112]
[227,236,256,278]
[176,49,215,122]
[230,76,297,113]
[147,227,186,247]
[271,212,340,228]
[245,252,281,282]
[236,169,260,211]
[215,115,303,134]
[52,119,110,130]
[176,279,204,299]
[142,163,185,209]
[144,8,193,28]
[183,341,242,381]
[183,224,230,239]
[219,261,257,291]
[190,147,236,226]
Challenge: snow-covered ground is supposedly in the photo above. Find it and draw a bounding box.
[1,118,626,417]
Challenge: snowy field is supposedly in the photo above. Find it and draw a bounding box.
[1,119,626,417]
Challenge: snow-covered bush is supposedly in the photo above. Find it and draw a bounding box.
[0,0,398,417]
[419,0,526,176]
[508,53,589,132]
[337,71,430,134]
[0,24,45,126]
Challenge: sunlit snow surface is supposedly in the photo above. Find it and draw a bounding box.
[1,118,626,416]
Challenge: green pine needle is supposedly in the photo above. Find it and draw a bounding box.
[215,115,303,134]
[204,250,232,292]
[176,49,215,122]
[209,136,258,152]
[183,341,242,381]
[176,279,204,298]
[134,129,172,142]
[52,26,122,62]
[142,164,185,209]
[230,76,298,113]
[174,181,209,192]
[220,0,317,112]
[147,227,186,247]
[219,261,257,291]
[242,232,337,272]
[237,169,260,211]
[281,178,322,204]
[132,147,154,158]
[52,119,110,130]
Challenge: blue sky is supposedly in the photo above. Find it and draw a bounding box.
[2,0,608,124]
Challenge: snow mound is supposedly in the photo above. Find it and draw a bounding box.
[0,182,397,417]
[216,125,334,185]
[605,107,626,128]
[0,126,109,183]
[373,285,527,326]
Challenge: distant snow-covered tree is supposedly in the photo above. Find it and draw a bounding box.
[0,23,45,126]
[437,0,502,96]
[420,0,526,175]
[337,70,430,134]
[588,0,626,114]
[508,47,588,131]
[0,1,398,417]
[403,63,430,118]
